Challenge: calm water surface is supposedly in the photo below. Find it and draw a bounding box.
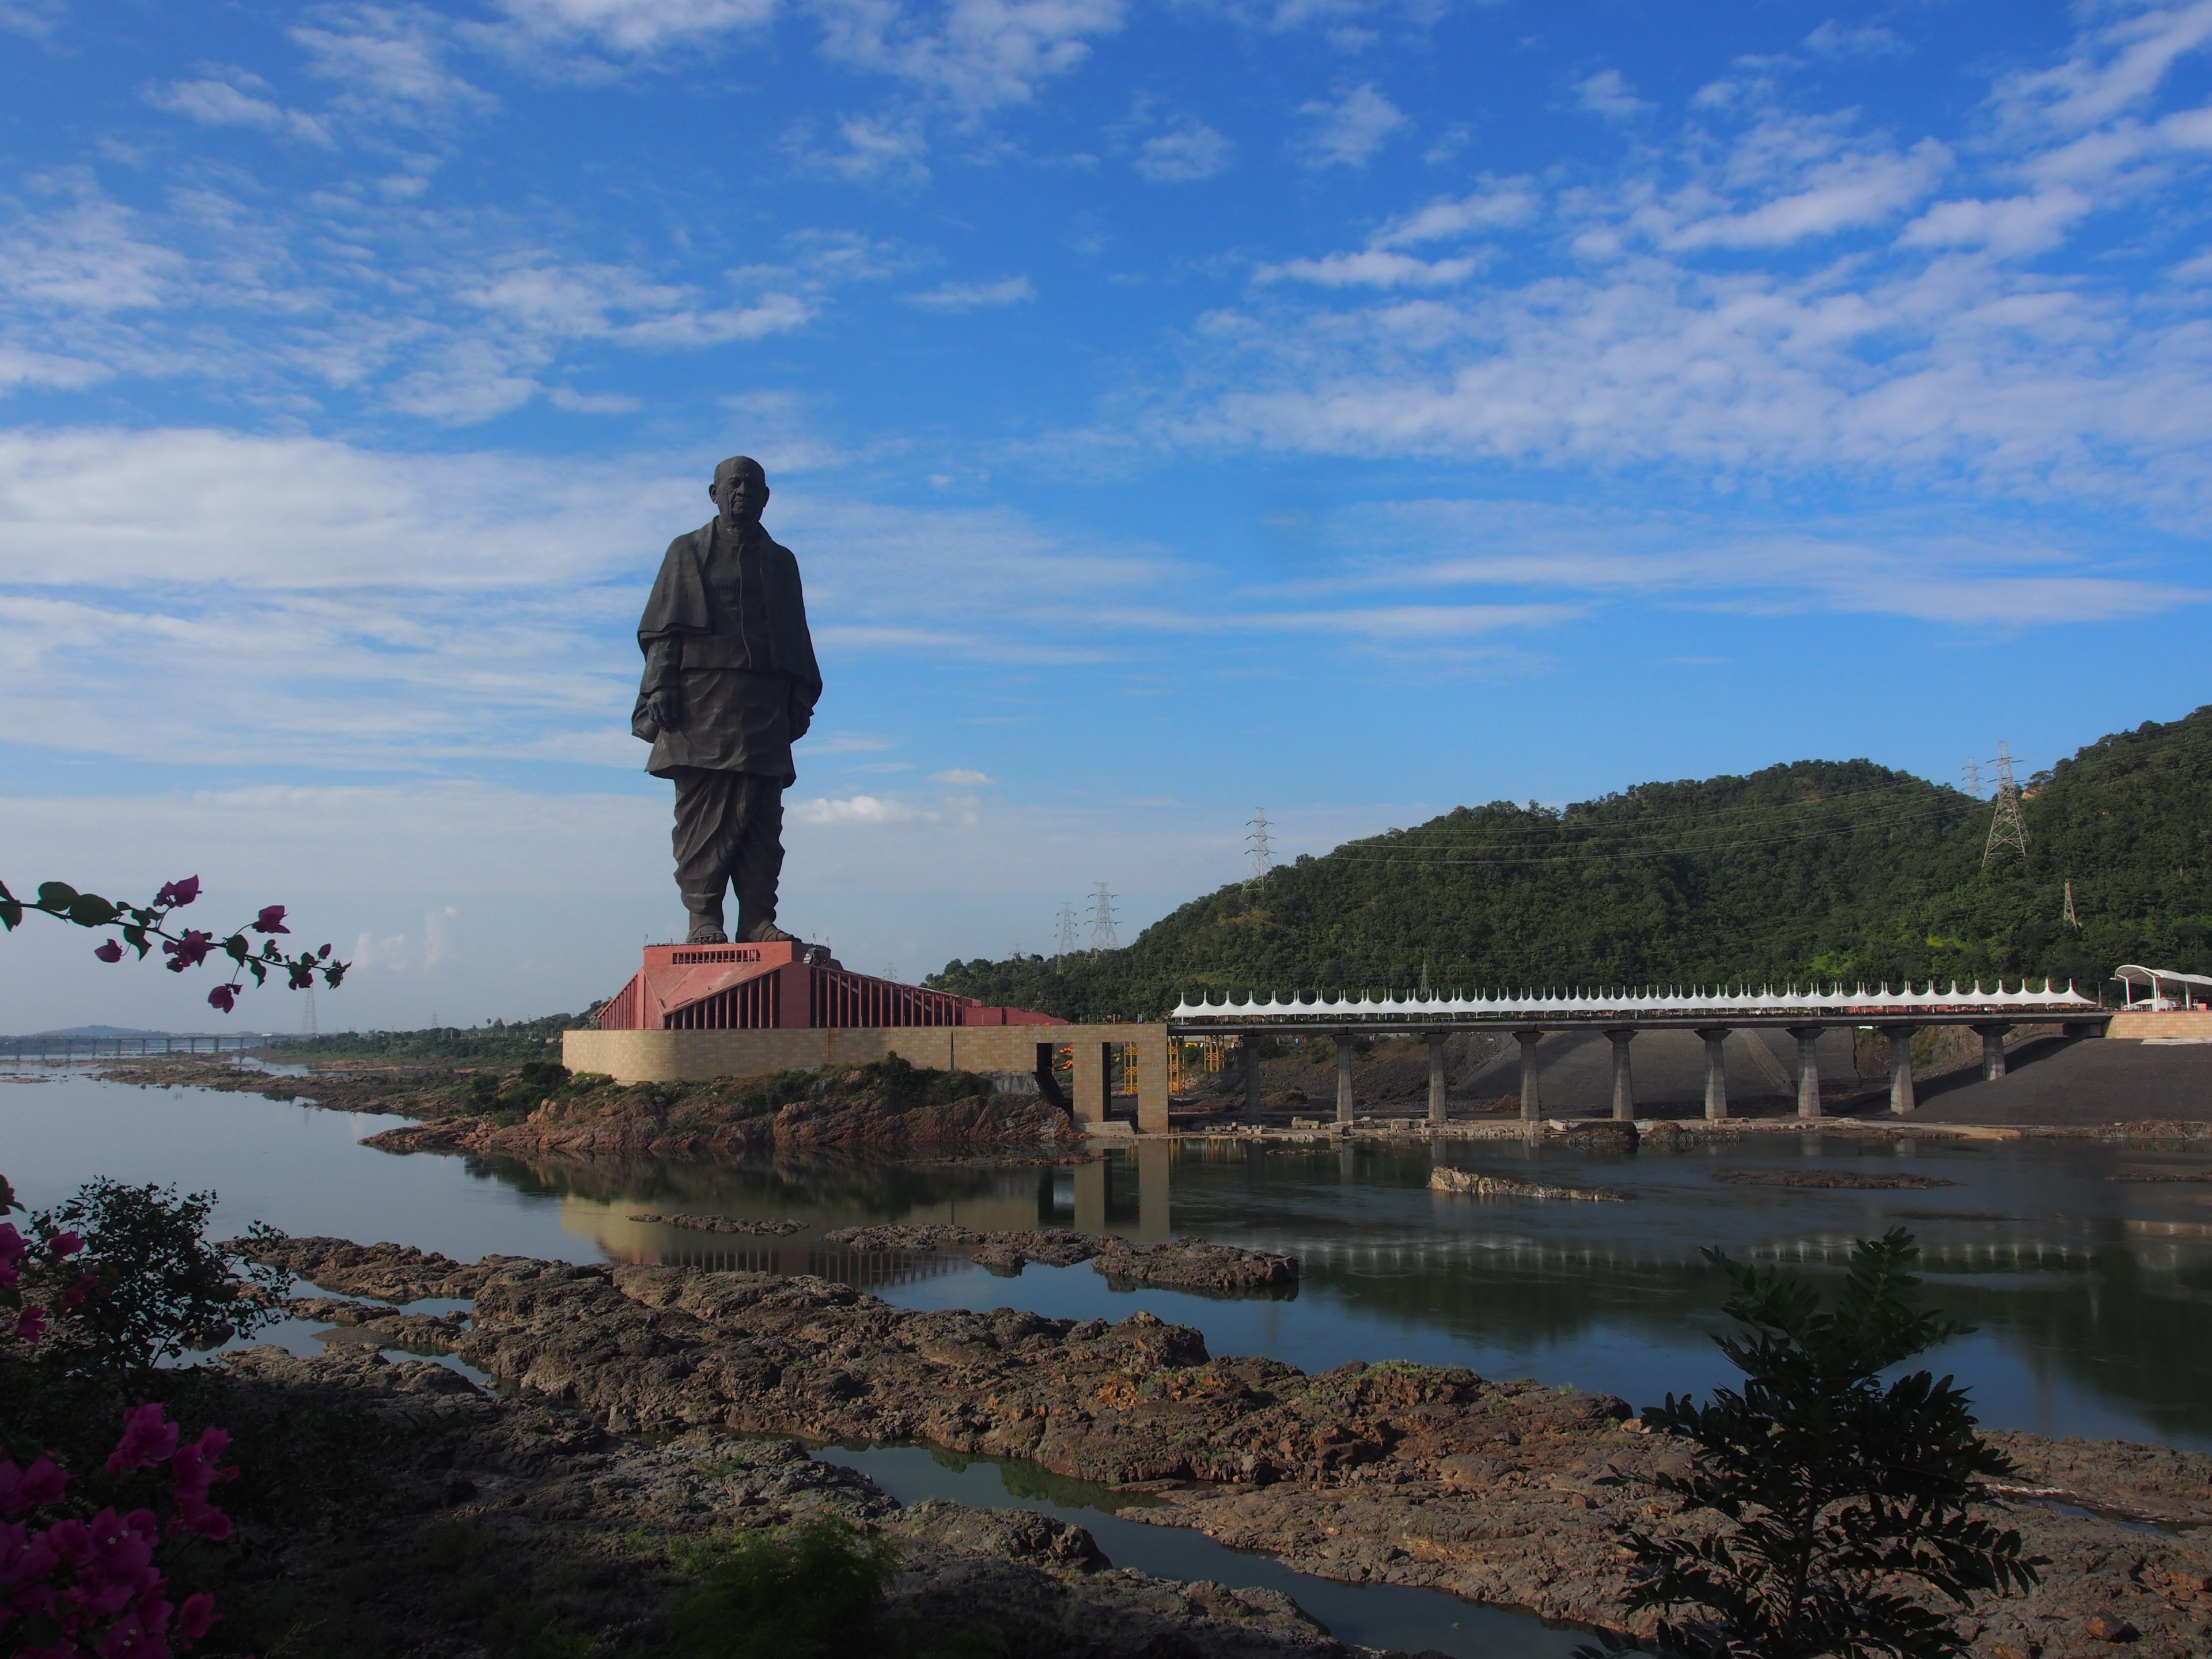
[6,1067,2209,1457]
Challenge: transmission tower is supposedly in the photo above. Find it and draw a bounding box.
[1053,903,1080,964]
[1245,808,1275,884]
[2063,880,2081,929]
[1982,740,2029,868]
[301,983,317,1039]
[1086,882,1120,952]
[1961,757,1983,798]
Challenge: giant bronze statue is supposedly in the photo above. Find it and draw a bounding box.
[633,456,821,946]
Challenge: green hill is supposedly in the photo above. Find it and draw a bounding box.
[930,705,2212,1021]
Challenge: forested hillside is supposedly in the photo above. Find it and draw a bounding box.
[930,706,2212,1021]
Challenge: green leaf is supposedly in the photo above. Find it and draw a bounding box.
[35,881,78,911]
[248,961,268,986]
[0,898,20,931]
[324,964,349,988]
[223,934,249,963]
[67,893,120,927]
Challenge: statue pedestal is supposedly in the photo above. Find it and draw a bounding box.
[563,941,1168,1128]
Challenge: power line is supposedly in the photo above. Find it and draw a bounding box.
[1983,740,2029,869]
[1246,808,1275,884]
[1087,882,1120,952]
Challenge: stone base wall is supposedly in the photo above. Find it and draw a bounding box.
[562,1023,1171,1132]
[2108,1009,2212,1040]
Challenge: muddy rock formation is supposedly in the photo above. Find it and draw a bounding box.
[214,1344,1372,1658]
[628,1213,809,1234]
[1713,1169,1959,1190]
[820,1225,1300,1290]
[1429,1168,1628,1202]
[230,1237,2212,1656]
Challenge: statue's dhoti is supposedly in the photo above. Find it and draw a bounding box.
[669,768,785,937]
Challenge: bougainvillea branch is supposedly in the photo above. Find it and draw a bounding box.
[0,876,347,1014]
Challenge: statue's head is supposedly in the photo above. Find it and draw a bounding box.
[709,456,768,529]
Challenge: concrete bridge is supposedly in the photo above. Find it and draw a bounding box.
[1169,981,2104,1124]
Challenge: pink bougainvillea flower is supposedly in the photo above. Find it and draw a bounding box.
[62,1270,99,1311]
[161,931,214,972]
[174,1590,219,1641]
[206,984,237,1014]
[93,940,123,963]
[45,1231,82,1259]
[104,1407,180,1478]
[12,1305,47,1345]
[0,1456,70,1516]
[154,877,200,908]
[0,1224,23,1289]
[251,905,288,934]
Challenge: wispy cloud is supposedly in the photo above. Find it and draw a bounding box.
[1298,82,1406,167]
[1576,69,1652,120]
[1135,123,1234,181]
[903,274,1035,310]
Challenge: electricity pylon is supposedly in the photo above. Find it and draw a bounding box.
[1246,808,1275,884]
[1087,883,1120,952]
[1982,741,2029,868]
[2063,880,2081,929]
[1053,903,1080,964]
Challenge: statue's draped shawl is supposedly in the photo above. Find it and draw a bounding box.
[632,520,821,746]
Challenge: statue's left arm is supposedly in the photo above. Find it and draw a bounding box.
[773,543,823,743]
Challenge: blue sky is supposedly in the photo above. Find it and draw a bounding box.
[2,0,2209,1030]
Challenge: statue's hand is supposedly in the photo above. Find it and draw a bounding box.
[647,688,684,732]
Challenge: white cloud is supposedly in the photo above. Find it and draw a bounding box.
[147,77,335,146]
[462,260,813,346]
[292,6,498,123]
[903,275,1035,310]
[812,0,1127,112]
[1804,20,1906,60]
[1899,188,2094,257]
[1255,250,1478,288]
[495,0,778,52]
[1995,0,2212,134]
[1657,140,1949,249]
[791,793,928,825]
[783,114,932,184]
[0,0,61,37]
[1135,123,1234,181]
[1576,69,1652,120]
[0,196,181,313]
[1298,82,1406,168]
[929,767,992,784]
[1373,182,1539,247]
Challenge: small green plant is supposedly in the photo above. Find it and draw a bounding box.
[1592,1228,2042,1659]
[661,1517,903,1659]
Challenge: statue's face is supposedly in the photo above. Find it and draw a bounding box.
[710,465,767,529]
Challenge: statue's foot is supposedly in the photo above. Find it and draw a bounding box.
[740,920,800,945]
[685,916,729,945]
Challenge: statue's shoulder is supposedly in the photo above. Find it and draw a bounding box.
[664,520,714,560]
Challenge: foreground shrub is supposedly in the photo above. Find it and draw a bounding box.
[1594,1228,2042,1659]
[662,1517,903,1659]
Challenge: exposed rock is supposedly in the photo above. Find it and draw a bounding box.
[1429,1168,1628,1202]
[2107,1171,2212,1183]
[211,1345,1368,1658]
[1713,1169,1959,1190]
[1090,1239,1300,1293]
[628,1213,809,1235]
[819,1225,1299,1289]
[234,1236,2212,1657]
[1551,1120,1639,1150]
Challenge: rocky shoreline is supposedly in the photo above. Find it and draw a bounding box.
[237,1234,2212,1658]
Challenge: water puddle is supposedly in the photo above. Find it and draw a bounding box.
[815,1441,1615,1658]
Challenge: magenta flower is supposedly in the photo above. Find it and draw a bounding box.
[154,877,200,908]
[206,984,237,1014]
[62,1270,98,1312]
[174,1592,218,1642]
[161,931,213,972]
[93,940,123,964]
[0,1223,23,1289]
[0,1456,69,1516]
[251,905,289,934]
[103,1407,180,1479]
[45,1231,83,1259]
[12,1304,48,1344]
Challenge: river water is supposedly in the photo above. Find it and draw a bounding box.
[7,1067,2210,1653]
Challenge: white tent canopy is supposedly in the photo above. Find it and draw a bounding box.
[2115,964,2212,1010]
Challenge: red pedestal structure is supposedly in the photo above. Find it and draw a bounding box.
[596,941,1063,1033]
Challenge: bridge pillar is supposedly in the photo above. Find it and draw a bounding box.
[1972,1021,2013,1082]
[1696,1027,1731,1120]
[1425,1032,1448,1124]
[1888,1028,1917,1115]
[1243,1037,1262,1115]
[1788,1025,1824,1119]
[1514,1029,1543,1122]
[1605,1028,1635,1120]
[1335,1033,1355,1126]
